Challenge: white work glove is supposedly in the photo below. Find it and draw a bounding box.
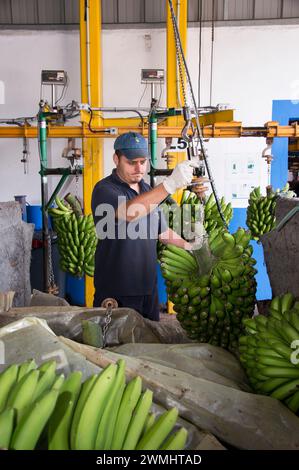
[184,236,205,252]
[162,160,199,194]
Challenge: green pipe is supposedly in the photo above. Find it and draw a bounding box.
[45,171,69,211]
[38,113,47,167]
[149,115,158,169]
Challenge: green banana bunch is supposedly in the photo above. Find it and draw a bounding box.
[159,190,233,244]
[161,226,257,353]
[49,194,98,278]
[239,292,299,415]
[204,192,233,234]
[0,360,187,450]
[246,186,277,240]
[0,359,63,449]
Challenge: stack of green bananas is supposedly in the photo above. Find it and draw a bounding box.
[246,187,277,240]
[0,359,187,450]
[49,195,97,277]
[239,293,299,415]
[0,359,64,450]
[160,227,257,353]
[204,193,233,234]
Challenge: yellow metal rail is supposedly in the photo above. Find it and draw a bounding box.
[1,120,299,139]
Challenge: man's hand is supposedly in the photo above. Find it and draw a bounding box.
[189,176,209,199]
[162,160,199,195]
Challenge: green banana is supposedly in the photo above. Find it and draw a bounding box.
[70,374,98,450]
[259,367,299,379]
[285,390,299,413]
[7,369,40,421]
[136,407,179,450]
[122,389,153,450]
[141,412,156,438]
[256,377,290,394]
[48,371,82,450]
[0,364,19,413]
[160,427,188,450]
[10,390,59,450]
[17,359,37,382]
[72,363,117,450]
[95,359,126,450]
[111,376,142,450]
[52,374,65,391]
[0,408,15,449]
[55,195,71,213]
[32,360,57,402]
[270,378,299,401]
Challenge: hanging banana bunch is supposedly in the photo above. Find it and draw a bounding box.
[246,184,296,241]
[246,187,277,240]
[239,293,299,415]
[158,190,233,259]
[49,195,97,277]
[203,193,233,234]
[159,227,257,354]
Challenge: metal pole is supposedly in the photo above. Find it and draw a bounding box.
[149,114,158,187]
[38,112,50,292]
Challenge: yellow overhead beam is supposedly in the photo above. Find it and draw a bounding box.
[2,120,299,139]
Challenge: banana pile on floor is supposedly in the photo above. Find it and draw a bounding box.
[0,359,187,450]
[49,194,97,277]
[239,293,299,415]
[246,184,296,241]
[160,226,257,353]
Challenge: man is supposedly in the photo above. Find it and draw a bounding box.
[91,132,206,321]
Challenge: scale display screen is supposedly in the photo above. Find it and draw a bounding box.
[141,69,164,83]
[41,70,67,85]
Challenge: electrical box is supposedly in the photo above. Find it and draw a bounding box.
[41,70,67,85]
[141,69,164,84]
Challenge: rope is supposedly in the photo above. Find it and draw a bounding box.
[167,0,228,229]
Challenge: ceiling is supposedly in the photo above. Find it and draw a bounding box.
[0,0,298,27]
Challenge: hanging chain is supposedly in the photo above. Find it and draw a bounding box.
[101,298,118,348]
[74,165,80,200]
[47,232,58,294]
[167,0,228,229]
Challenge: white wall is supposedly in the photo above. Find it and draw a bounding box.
[0,24,299,207]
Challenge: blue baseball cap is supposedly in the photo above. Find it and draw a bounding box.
[114,132,149,160]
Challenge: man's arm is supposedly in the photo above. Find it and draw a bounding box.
[116,183,168,222]
[159,228,192,250]
[116,160,199,222]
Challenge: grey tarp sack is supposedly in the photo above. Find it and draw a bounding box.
[61,338,299,450]
[0,318,210,450]
[0,306,191,344]
[261,197,299,297]
[0,202,34,307]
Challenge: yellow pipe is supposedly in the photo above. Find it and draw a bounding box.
[80,0,104,307]
[166,0,188,314]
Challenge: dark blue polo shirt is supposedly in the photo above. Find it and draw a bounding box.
[91,169,168,297]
